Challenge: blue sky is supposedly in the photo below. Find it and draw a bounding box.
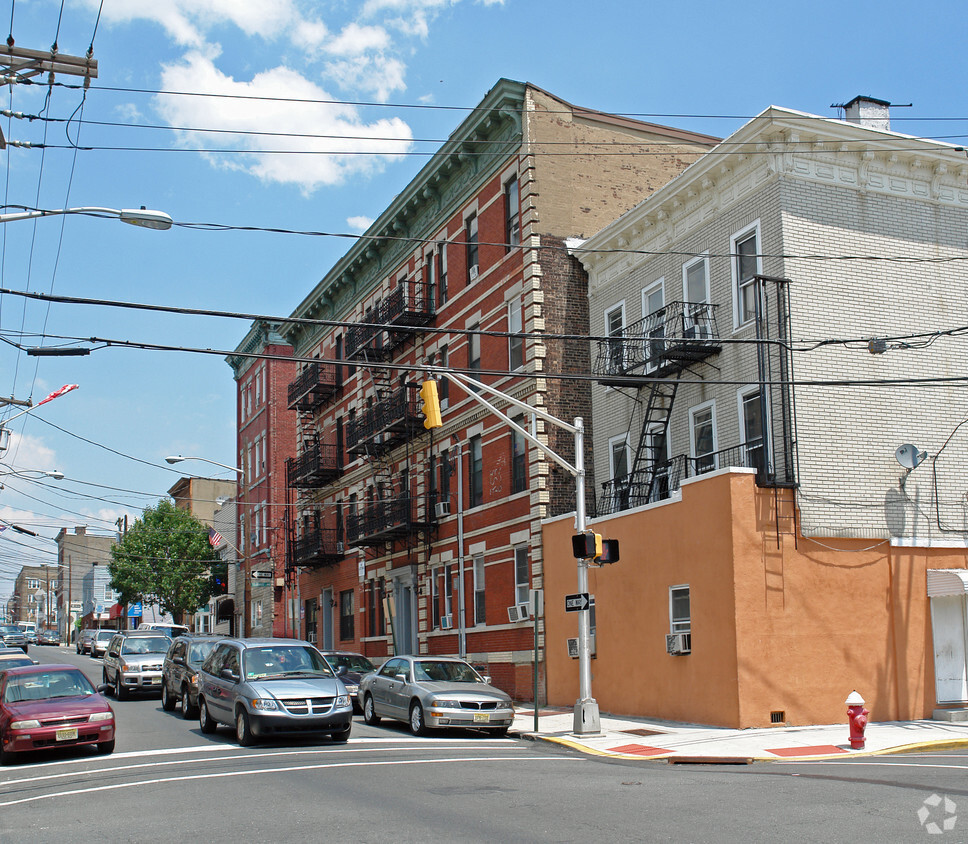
[0,0,965,601]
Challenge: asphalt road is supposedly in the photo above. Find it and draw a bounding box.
[1,646,966,843]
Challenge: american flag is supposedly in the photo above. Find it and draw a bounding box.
[36,384,79,407]
[208,528,223,548]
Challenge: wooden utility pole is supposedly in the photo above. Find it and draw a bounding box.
[0,43,97,84]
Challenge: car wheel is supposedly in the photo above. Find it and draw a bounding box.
[409,701,428,737]
[199,699,217,734]
[161,682,175,712]
[114,674,129,701]
[235,709,254,747]
[362,694,380,726]
[181,685,197,720]
[97,739,115,755]
[330,724,351,743]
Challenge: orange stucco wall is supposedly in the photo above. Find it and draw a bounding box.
[543,470,967,728]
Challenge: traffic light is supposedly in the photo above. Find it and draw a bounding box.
[598,539,620,564]
[210,560,228,595]
[420,380,442,429]
[571,532,602,559]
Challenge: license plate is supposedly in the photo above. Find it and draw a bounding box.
[149,677,161,684]
[55,727,78,742]
[473,713,490,723]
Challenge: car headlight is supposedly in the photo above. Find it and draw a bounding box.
[120,662,137,673]
[335,695,350,708]
[250,698,278,711]
[343,684,358,694]
[10,719,40,729]
[430,699,461,709]
[189,673,198,685]
[88,711,113,722]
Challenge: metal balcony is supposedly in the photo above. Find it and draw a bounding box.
[345,304,389,361]
[345,385,422,456]
[291,526,344,568]
[345,496,434,547]
[287,361,341,411]
[384,279,435,351]
[286,441,341,489]
[595,301,722,386]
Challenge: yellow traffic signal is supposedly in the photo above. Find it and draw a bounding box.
[420,380,442,429]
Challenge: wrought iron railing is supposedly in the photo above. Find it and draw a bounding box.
[287,361,340,410]
[345,496,432,546]
[286,441,341,489]
[594,301,722,382]
[291,526,344,568]
[345,386,422,454]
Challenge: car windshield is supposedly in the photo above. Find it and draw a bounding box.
[243,646,333,680]
[326,654,375,674]
[188,641,218,666]
[0,626,21,635]
[95,631,114,640]
[121,637,170,655]
[3,669,97,702]
[0,656,33,668]
[413,660,484,683]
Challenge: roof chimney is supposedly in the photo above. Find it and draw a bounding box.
[842,95,891,131]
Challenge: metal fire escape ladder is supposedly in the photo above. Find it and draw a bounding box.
[628,372,682,506]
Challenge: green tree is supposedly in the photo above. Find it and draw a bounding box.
[109,499,220,625]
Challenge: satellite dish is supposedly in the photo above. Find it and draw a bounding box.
[895,443,927,470]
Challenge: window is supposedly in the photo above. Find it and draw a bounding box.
[473,555,485,625]
[609,435,631,510]
[339,589,354,640]
[439,447,451,503]
[508,300,524,370]
[251,600,263,628]
[682,256,712,338]
[511,416,527,494]
[740,388,766,476]
[465,214,478,280]
[469,435,483,507]
[647,423,671,502]
[514,546,529,606]
[505,176,520,249]
[444,564,454,626]
[431,569,441,629]
[733,226,761,325]
[437,242,448,307]
[691,402,717,474]
[26,579,40,590]
[468,324,481,374]
[642,281,665,371]
[439,345,449,403]
[605,303,625,372]
[670,585,691,634]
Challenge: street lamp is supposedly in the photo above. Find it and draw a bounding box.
[0,205,173,230]
[165,455,242,474]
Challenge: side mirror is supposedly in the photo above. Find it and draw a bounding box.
[108,650,118,658]
[96,683,112,694]
[395,674,408,683]
[482,675,492,685]
[336,665,348,676]
[173,655,185,666]
[221,668,240,682]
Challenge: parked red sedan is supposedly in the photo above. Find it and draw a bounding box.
[0,664,116,764]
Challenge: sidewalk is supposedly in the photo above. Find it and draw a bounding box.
[510,706,968,763]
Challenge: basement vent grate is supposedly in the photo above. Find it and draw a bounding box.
[770,711,785,724]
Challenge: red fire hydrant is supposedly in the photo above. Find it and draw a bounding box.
[846,691,869,750]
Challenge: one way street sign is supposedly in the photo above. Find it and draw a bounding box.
[564,593,590,612]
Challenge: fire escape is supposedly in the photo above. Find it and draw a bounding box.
[343,276,437,549]
[285,361,344,575]
[594,280,796,516]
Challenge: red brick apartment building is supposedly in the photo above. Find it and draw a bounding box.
[227,322,298,637]
[233,79,717,699]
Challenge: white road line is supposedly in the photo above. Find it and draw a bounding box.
[0,743,523,787]
[780,761,968,771]
[0,756,579,807]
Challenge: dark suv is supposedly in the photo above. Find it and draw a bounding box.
[161,635,223,719]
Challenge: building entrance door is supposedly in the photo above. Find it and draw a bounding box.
[321,588,334,650]
[394,580,414,654]
[931,594,968,704]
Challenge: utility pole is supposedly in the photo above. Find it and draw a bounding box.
[0,43,97,85]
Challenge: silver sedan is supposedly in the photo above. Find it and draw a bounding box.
[359,655,513,736]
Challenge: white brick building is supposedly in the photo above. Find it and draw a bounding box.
[578,97,968,541]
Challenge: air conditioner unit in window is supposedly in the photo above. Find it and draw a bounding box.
[469,264,479,281]
[507,604,531,623]
[666,632,691,655]
[435,502,451,518]
[336,541,344,554]
[439,616,453,630]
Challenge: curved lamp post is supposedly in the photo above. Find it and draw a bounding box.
[0,206,172,230]
[165,455,242,475]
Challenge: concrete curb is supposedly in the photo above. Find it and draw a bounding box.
[514,730,968,763]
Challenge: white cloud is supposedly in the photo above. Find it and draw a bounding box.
[324,54,407,101]
[347,215,375,232]
[154,52,413,194]
[1,432,58,474]
[326,23,390,56]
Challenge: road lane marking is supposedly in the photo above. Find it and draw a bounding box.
[0,743,524,788]
[0,756,580,807]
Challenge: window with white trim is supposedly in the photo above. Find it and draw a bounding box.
[465,214,479,280]
[505,176,520,249]
[647,423,671,502]
[609,434,631,511]
[604,302,626,373]
[642,281,665,371]
[739,387,766,475]
[670,585,690,633]
[690,402,717,474]
[682,255,712,338]
[514,546,529,606]
[508,299,524,370]
[732,225,761,326]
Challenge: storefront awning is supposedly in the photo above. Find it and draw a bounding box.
[108,603,124,620]
[927,569,968,597]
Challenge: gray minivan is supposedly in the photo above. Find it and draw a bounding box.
[197,638,352,746]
